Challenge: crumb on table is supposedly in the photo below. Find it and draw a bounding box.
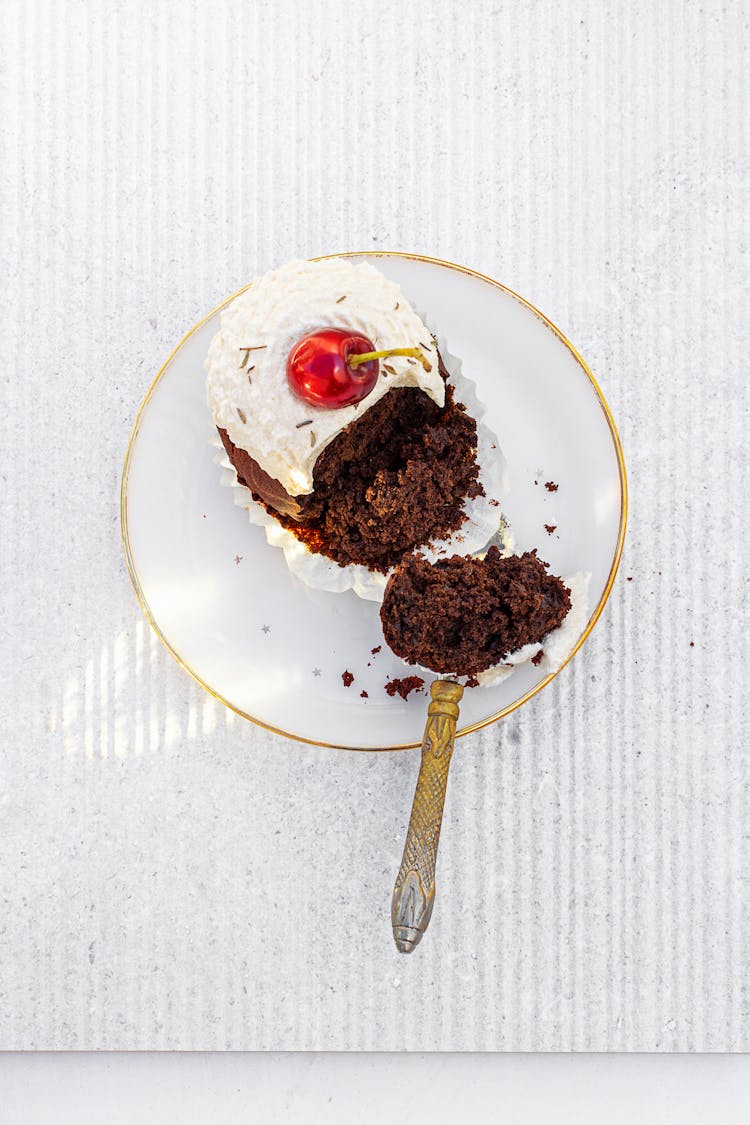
[545,481,558,492]
[465,675,480,688]
[531,650,544,666]
[360,690,368,698]
[371,646,381,655]
[544,524,556,535]
[342,671,354,687]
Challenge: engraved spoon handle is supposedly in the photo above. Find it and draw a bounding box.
[391,679,464,953]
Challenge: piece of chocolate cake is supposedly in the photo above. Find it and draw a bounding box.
[380,548,572,675]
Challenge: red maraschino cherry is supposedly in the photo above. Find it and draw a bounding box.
[286,328,431,409]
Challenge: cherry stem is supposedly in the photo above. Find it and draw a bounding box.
[347,346,432,372]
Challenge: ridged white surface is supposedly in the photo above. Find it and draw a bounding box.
[0,0,747,1051]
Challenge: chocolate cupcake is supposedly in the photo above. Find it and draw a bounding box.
[205,258,508,598]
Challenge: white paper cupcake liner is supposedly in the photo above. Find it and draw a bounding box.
[212,324,511,603]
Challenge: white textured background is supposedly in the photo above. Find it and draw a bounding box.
[0,0,747,1051]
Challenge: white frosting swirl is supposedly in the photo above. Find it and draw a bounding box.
[205,258,445,496]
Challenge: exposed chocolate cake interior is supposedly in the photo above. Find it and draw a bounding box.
[218,354,483,572]
[380,547,571,675]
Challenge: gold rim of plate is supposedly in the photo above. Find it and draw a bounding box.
[120,251,629,752]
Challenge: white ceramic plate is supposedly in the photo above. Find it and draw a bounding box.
[121,253,627,750]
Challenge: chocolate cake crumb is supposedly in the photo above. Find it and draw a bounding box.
[627,576,633,581]
[342,671,354,687]
[465,675,480,688]
[544,524,556,535]
[689,641,694,648]
[531,650,544,666]
[385,675,425,700]
[371,646,381,655]
[545,481,558,492]
[360,690,369,698]
[381,548,571,676]
[489,498,500,507]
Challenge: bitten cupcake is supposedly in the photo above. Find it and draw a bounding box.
[205,258,508,595]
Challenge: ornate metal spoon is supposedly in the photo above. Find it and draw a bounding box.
[391,678,464,952]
